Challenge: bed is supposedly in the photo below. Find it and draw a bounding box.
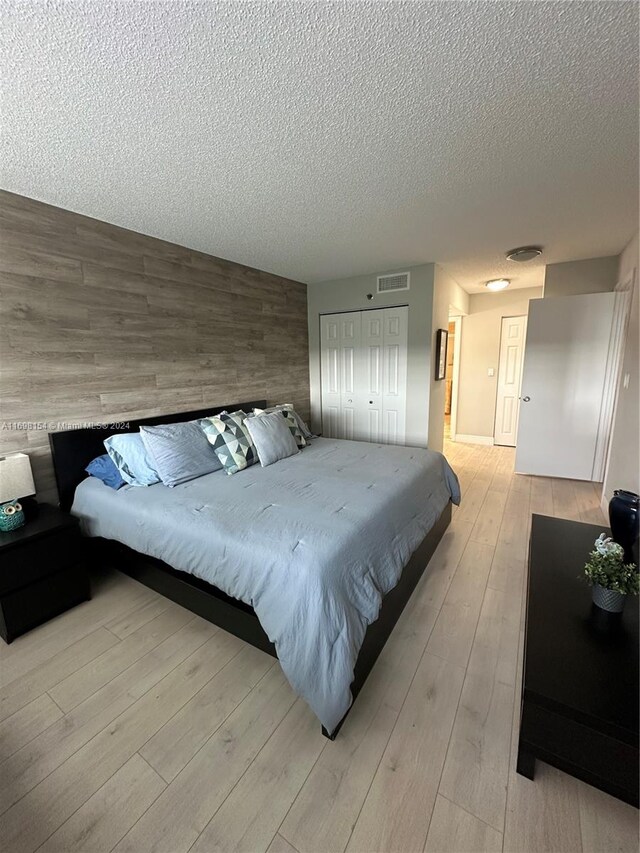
[50,401,460,737]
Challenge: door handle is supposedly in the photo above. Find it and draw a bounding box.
[369,400,373,404]
[347,399,353,403]
[522,396,531,402]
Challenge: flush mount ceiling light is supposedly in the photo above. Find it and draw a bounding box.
[485,279,510,291]
[506,246,543,262]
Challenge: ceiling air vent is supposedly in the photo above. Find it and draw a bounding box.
[377,272,410,293]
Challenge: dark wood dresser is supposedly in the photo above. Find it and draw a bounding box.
[0,504,89,643]
[518,514,638,807]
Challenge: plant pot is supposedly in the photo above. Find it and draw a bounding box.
[592,583,626,614]
[608,490,639,566]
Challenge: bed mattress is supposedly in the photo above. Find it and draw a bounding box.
[72,437,460,733]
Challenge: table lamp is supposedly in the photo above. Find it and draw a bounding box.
[0,453,36,532]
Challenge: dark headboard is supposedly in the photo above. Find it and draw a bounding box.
[49,400,267,511]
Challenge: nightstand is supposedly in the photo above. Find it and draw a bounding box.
[0,504,90,643]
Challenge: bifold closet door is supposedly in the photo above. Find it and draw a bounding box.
[320,311,362,440]
[321,306,408,444]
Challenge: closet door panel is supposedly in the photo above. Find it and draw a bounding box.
[361,309,385,442]
[339,312,363,439]
[320,315,342,438]
[321,311,363,439]
[382,307,408,444]
[367,408,382,444]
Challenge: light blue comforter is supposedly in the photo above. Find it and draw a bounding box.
[72,438,460,733]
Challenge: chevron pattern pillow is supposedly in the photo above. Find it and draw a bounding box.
[198,410,257,475]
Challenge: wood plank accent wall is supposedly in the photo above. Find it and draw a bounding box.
[0,190,310,503]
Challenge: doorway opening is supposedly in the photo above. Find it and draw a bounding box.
[445,315,462,440]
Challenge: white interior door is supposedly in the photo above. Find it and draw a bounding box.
[382,306,408,444]
[515,293,617,479]
[494,315,527,447]
[361,309,384,442]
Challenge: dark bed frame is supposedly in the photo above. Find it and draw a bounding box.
[49,400,451,738]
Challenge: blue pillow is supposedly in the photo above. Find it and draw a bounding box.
[140,421,222,487]
[85,454,126,490]
[104,433,160,486]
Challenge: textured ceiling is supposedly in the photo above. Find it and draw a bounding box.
[2,1,638,292]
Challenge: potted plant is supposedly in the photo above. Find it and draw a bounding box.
[584,533,639,613]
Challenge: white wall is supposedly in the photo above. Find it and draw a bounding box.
[430,265,469,451]
[456,287,543,440]
[544,255,618,297]
[307,264,435,447]
[603,232,639,503]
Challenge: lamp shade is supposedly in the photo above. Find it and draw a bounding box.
[0,453,36,503]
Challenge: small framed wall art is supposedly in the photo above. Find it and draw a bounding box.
[435,329,448,381]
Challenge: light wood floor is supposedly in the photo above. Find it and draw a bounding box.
[0,441,637,853]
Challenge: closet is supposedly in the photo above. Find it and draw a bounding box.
[320,306,408,444]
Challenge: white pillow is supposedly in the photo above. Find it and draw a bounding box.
[245,411,300,467]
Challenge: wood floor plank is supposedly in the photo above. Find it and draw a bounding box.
[0,693,62,762]
[113,666,295,853]
[426,540,494,668]
[0,623,231,852]
[139,642,271,782]
[105,596,173,639]
[49,604,196,713]
[470,489,508,547]
[191,699,325,853]
[577,779,639,853]
[503,485,531,520]
[424,795,503,853]
[454,479,491,526]
[439,674,514,833]
[487,546,525,601]
[495,511,529,563]
[489,465,513,494]
[504,761,583,853]
[467,586,521,689]
[473,453,500,487]
[0,628,118,724]
[345,653,465,853]
[529,476,554,516]
[439,587,520,832]
[573,480,607,526]
[0,617,214,819]
[415,520,473,610]
[551,478,581,521]
[266,834,300,853]
[280,588,439,853]
[36,753,166,853]
[510,474,532,495]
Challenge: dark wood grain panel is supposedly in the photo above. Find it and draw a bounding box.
[0,190,310,503]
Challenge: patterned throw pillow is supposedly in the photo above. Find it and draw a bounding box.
[252,405,307,449]
[276,403,314,440]
[198,410,257,475]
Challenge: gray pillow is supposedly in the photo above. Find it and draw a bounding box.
[140,421,222,487]
[244,411,299,467]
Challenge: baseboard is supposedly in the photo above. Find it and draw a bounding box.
[455,434,495,446]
